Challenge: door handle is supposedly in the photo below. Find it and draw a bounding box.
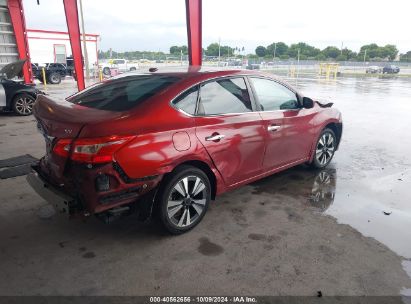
[267,125,281,132]
[205,134,225,141]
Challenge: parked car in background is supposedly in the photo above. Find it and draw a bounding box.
[246,63,260,70]
[33,63,67,84]
[100,59,139,76]
[1,60,41,116]
[366,66,382,74]
[28,68,342,234]
[383,65,400,74]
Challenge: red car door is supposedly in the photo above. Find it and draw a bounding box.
[249,77,313,170]
[194,77,266,186]
[282,108,316,162]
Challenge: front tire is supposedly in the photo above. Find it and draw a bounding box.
[48,72,61,84]
[12,93,35,116]
[310,128,337,169]
[156,166,211,234]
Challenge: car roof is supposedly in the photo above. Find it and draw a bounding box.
[104,66,299,96]
[111,66,283,82]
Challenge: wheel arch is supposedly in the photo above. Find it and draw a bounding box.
[324,122,343,150]
[11,90,37,104]
[166,160,217,200]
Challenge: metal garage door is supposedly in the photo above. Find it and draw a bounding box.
[0,0,18,68]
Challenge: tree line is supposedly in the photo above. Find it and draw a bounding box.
[253,42,400,61]
[98,42,411,62]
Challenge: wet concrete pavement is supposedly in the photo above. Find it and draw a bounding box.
[291,76,411,259]
[0,76,411,296]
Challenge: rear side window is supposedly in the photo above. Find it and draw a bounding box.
[68,75,180,111]
[198,77,252,115]
[172,86,198,115]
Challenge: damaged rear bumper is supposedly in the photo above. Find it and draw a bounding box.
[26,169,80,217]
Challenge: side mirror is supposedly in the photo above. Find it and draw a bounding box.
[302,97,314,109]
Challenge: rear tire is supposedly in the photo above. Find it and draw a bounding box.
[12,93,35,116]
[48,72,61,84]
[130,67,137,71]
[310,128,337,169]
[156,165,211,234]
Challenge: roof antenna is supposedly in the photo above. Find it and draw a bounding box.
[149,67,158,73]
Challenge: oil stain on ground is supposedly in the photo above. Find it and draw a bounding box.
[197,237,224,256]
[248,233,267,241]
[82,252,96,259]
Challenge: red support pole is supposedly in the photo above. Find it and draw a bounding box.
[7,0,32,84]
[63,0,85,91]
[185,0,202,66]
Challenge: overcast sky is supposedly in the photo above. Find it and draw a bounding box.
[23,0,411,54]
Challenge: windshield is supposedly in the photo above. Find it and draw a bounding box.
[67,75,180,111]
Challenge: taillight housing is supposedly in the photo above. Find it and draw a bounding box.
[53,135,135,164]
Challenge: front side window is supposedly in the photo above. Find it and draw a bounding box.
[250,78,299,111]
[68,75,180,111]
[172,86,198,115]
[198,77,252,115]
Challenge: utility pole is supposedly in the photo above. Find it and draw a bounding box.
[297,48,300,82]
[273,43,277,61]
[341,42,343,55]
[218,38,221,66]
[180,49,183,66]
[79,0,90,79]
[363,49,367,64]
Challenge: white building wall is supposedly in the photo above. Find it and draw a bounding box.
[27,29,99,69]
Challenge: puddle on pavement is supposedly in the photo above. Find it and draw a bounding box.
[258,75,411,288]
[402,261,411,296]
[251,166,337,213]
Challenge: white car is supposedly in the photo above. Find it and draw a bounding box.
[365,66,382,74]
[100,59,139,75]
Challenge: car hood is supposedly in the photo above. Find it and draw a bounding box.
[0,59,26,79]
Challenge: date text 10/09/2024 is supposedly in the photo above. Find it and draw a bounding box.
[149,296,258,303]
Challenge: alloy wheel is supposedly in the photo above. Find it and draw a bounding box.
[315,132,336,166]
[50,74,59,83]
[15,96,35,115]
[166,175,207,228]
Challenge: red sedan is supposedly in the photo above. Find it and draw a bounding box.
[27,68,342,234]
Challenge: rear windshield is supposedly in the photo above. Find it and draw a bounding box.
[67,75,180,111]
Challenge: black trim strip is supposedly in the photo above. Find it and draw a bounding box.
[99,186,141,205]
[112,162,158,184]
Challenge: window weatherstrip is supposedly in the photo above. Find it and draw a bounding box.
[169,75,256,117]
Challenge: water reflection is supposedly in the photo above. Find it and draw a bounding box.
[251,166,336,212]
[309,169,336,211]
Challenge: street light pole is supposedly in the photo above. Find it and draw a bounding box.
[180,49,183,66]
[218,37,221,66]
[79,0,89,79]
